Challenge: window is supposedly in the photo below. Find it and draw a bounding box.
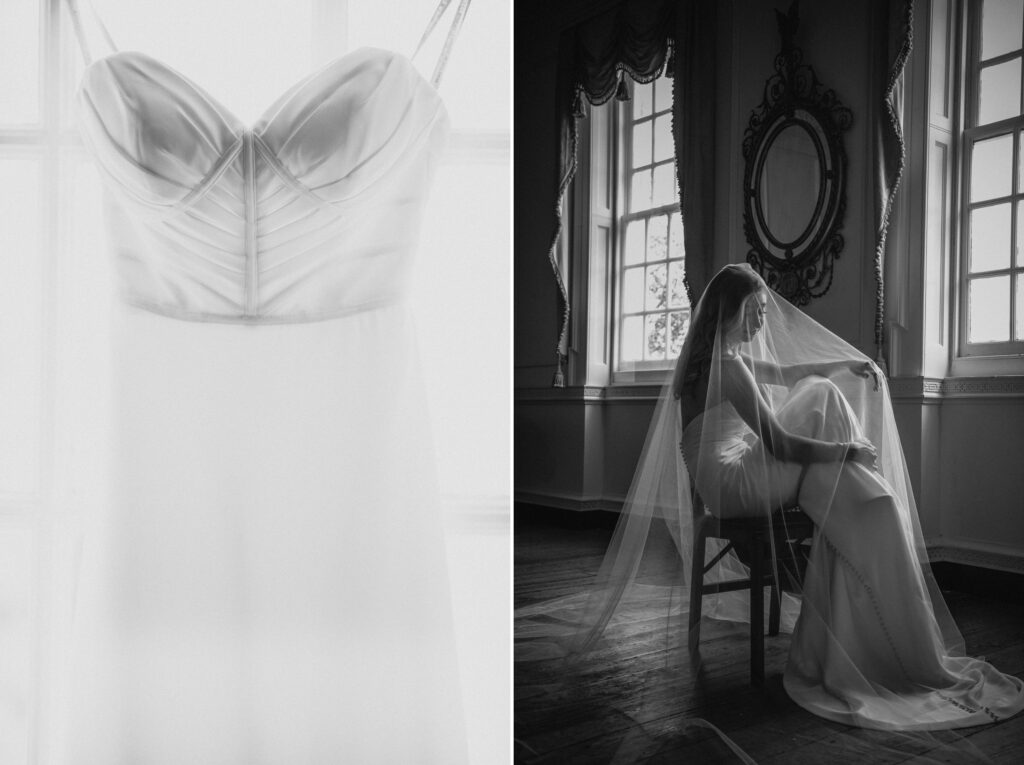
[0,2,509,761]
[960,0,1024,356]
[571,70,689,386]
[616,74,690,372]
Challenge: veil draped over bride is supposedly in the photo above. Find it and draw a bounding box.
[516,264,1024,756]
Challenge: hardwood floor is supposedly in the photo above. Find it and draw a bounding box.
[514,510,1024,764]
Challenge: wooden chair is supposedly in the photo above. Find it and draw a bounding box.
[687,489,815,686]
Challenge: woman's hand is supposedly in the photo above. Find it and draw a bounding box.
[844,438,878,469]
[849,360,881,391]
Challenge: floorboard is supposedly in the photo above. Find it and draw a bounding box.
[514,514,1024,764]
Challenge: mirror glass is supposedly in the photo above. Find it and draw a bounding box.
[758,123,821,246]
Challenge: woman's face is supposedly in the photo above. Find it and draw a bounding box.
[740,290,767,342]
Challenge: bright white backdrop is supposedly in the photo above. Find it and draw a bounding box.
[0,1,509,762]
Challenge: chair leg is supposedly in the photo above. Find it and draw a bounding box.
[688,523,706,653]
[768,577,781,637]
[750,528,765,686]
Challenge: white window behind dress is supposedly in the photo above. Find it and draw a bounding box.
[0,1,509,762]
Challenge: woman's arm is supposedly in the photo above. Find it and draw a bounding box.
[740,355,880,390]
[721,357,875,466]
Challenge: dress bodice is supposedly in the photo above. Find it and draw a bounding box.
[680,403,755,474]
[77,48,449,323]
[681,402,763,517]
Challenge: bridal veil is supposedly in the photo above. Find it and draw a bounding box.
[516,263,1023,758]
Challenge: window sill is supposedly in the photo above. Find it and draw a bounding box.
[949,354,1024,377]
[610,367,674,386]
[514,384,665,403]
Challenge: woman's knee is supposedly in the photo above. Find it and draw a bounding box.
[795,375,842,401]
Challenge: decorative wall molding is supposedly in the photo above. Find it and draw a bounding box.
[514,386,606,402]
[888,375,1024,401]
[515,385,663,403]
[887,376,943,399]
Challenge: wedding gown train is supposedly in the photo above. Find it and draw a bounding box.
[684,375,1024,730]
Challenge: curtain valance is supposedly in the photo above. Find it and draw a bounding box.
[548,0,718,385]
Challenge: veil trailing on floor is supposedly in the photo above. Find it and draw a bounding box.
[516,264,1023,759]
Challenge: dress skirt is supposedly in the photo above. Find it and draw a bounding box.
[66,302,466,763]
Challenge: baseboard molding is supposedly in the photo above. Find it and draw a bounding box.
[516,492,1024,576]
[514,490,625,513]
[927,542,1024,575]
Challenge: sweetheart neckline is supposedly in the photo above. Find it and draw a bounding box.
[79,46,445,136]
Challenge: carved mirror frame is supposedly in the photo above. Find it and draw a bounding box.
[742,2,853,305]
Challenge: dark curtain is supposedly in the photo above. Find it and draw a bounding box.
[548,0,718,386]
[873,0,914,365]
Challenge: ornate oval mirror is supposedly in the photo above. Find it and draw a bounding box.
[742,2,852,304]
[756,117,822,247]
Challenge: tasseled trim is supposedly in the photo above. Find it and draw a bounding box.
[552,353,567,388]
[614,72,630,101]
[573,91,588,119]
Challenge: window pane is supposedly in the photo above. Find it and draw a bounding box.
[981,0,1024,60]
[631,121,652,168]
[979,59,1022,124]
[654,73,672,112]
[971,134,1013,201]
[669,311,689,357]
[646,264,667,311]
[1018,274,1024,339]
[669,211,685,256]
[0,529,34,764]
[970,203,1012,272]
[630,170,652,212]
[621,315,642,361]
[0,157,42,494]
[623,220,645,265]
[645,313,667,360]
[653,114,673,162]
[0,0,39,124]
[646,215,667,260]
[668,261,687,308]
[652,163,676,207]
[1017,130,1024,192]
[968,276,1011,341]
[632,82,653,119]
[622,267,644,313]
[107,0,313,125]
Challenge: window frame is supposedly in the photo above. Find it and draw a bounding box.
[609,74,689,384]
[956,0,1024,360]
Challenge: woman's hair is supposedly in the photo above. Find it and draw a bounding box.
[674,263,765,398]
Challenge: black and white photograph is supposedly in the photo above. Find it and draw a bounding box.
[5,0,1024,763]
[0,0,508,762]
[515,0,1024,762]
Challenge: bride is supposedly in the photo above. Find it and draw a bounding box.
[544,263,1024,736]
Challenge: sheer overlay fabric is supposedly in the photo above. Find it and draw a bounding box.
[60,1,469,762]
[516,264,1024,757]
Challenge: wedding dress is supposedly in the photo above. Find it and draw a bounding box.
[516,264,1024,757]
[62,1,469,762]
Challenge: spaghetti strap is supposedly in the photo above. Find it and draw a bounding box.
[412,0,472,89]
[65,0,118,66]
